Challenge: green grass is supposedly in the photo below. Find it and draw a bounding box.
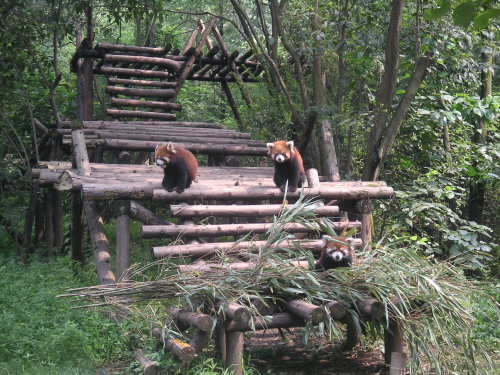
[0,256,131,374]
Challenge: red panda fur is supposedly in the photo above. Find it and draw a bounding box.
[266,140,306,192]
[315,236,356,271]
[155,143,198,193]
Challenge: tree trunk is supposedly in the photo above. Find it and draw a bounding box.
[361,0,405,181]
[312,0,340,181]
[467,36,492,225]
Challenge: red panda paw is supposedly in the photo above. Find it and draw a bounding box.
[279,185,287,193]
[166,187,175,193]
[288,186,298,192]
[175,187,185,194]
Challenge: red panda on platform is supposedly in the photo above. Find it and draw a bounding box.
[155,142,198,193]
[315,236,356,271]
[266,140,306,192]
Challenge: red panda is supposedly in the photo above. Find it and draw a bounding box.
[266,140,306,192]
[155,142,198,193]
[315,236,356,271]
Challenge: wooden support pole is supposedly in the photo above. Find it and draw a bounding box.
[343,314,361,351]
[188,330,212,354]
[152,328,195,362]
[134,349,160,375]
[305,168,320,188]
[84,200,115,285]
[286,299,325,324]
[215,301,251,325]
[218,316,227,363]
[44,189,54,255]
[113,200,131,281]
[356,199,373,251]
[384,318,404,365]
[389,352,406,375]
[168,307,214,332]
[225,331,244,375]
[71,191,86,265]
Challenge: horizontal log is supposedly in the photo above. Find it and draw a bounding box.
[108,77,177,88]
[141,221,361,239]
[178,260,310,273]
[104,54,183,71]
[169,203,339,218]
[152,238,363,259]
[356,299,385,320]
[95,43,167,54]
[110,98,182,111]
[91,131,263,146]
[325,301,347,320]
[225,312,306,333]
[214,301,251,324]
[106,110,177,121]
[97,139,267,155]
[153,186,395,201]
[95,66,173,79]
[168,307,214,332]
[286,299,325,324]
[134,349,160,375]
[60,120,226,129]
[105,86,175,98]
[152,328,195,362]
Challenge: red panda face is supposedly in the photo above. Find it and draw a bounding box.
[322,236,352,262]
[266,140,295,163]
[155,143,176,168]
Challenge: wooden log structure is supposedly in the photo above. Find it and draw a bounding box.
[141,221,361,239]
[151,328,196,362]
[214,300,251,325]
[152,238,362,259]
[169,203,339,217]
[286,299,325,324]
[168,307,214,332]
[178,260,310,273]
[134,349,160,375]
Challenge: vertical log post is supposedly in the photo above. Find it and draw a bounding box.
[305,168,320,188]
[225,329,244,375]
[71,121,91,264]
[113,200,131,281]
[356,199,373,251]
[384,318,404,365]
[44,189,54,256]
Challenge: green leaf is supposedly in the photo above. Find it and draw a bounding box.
[453,2,476,28]
[423,1,452,21]
[473,8,500,29]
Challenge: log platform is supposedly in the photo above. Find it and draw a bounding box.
[31,19,404,374]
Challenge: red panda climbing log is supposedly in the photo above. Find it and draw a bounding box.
[315,236,356,271]
[155,143,198,193]
[266,140,306,192]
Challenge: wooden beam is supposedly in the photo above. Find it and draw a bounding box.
[141,221,361,239]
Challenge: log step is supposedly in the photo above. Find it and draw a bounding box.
[110,98,182,111]
[108,77,177,88]
[152,238,362,259]
[106,110,177,121]
[105,86,176,98]
[169,203,340,218]
[141,221,362,239]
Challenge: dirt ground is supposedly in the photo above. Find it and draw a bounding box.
[100,329,390,375]
[245,329,389,375]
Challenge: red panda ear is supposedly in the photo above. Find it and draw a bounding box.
[286,141,295,153]
[166,142,176,153]
[322,235,329,247]
[155,145,159,152]
[266,143,274,154]
[346,238,355,246]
